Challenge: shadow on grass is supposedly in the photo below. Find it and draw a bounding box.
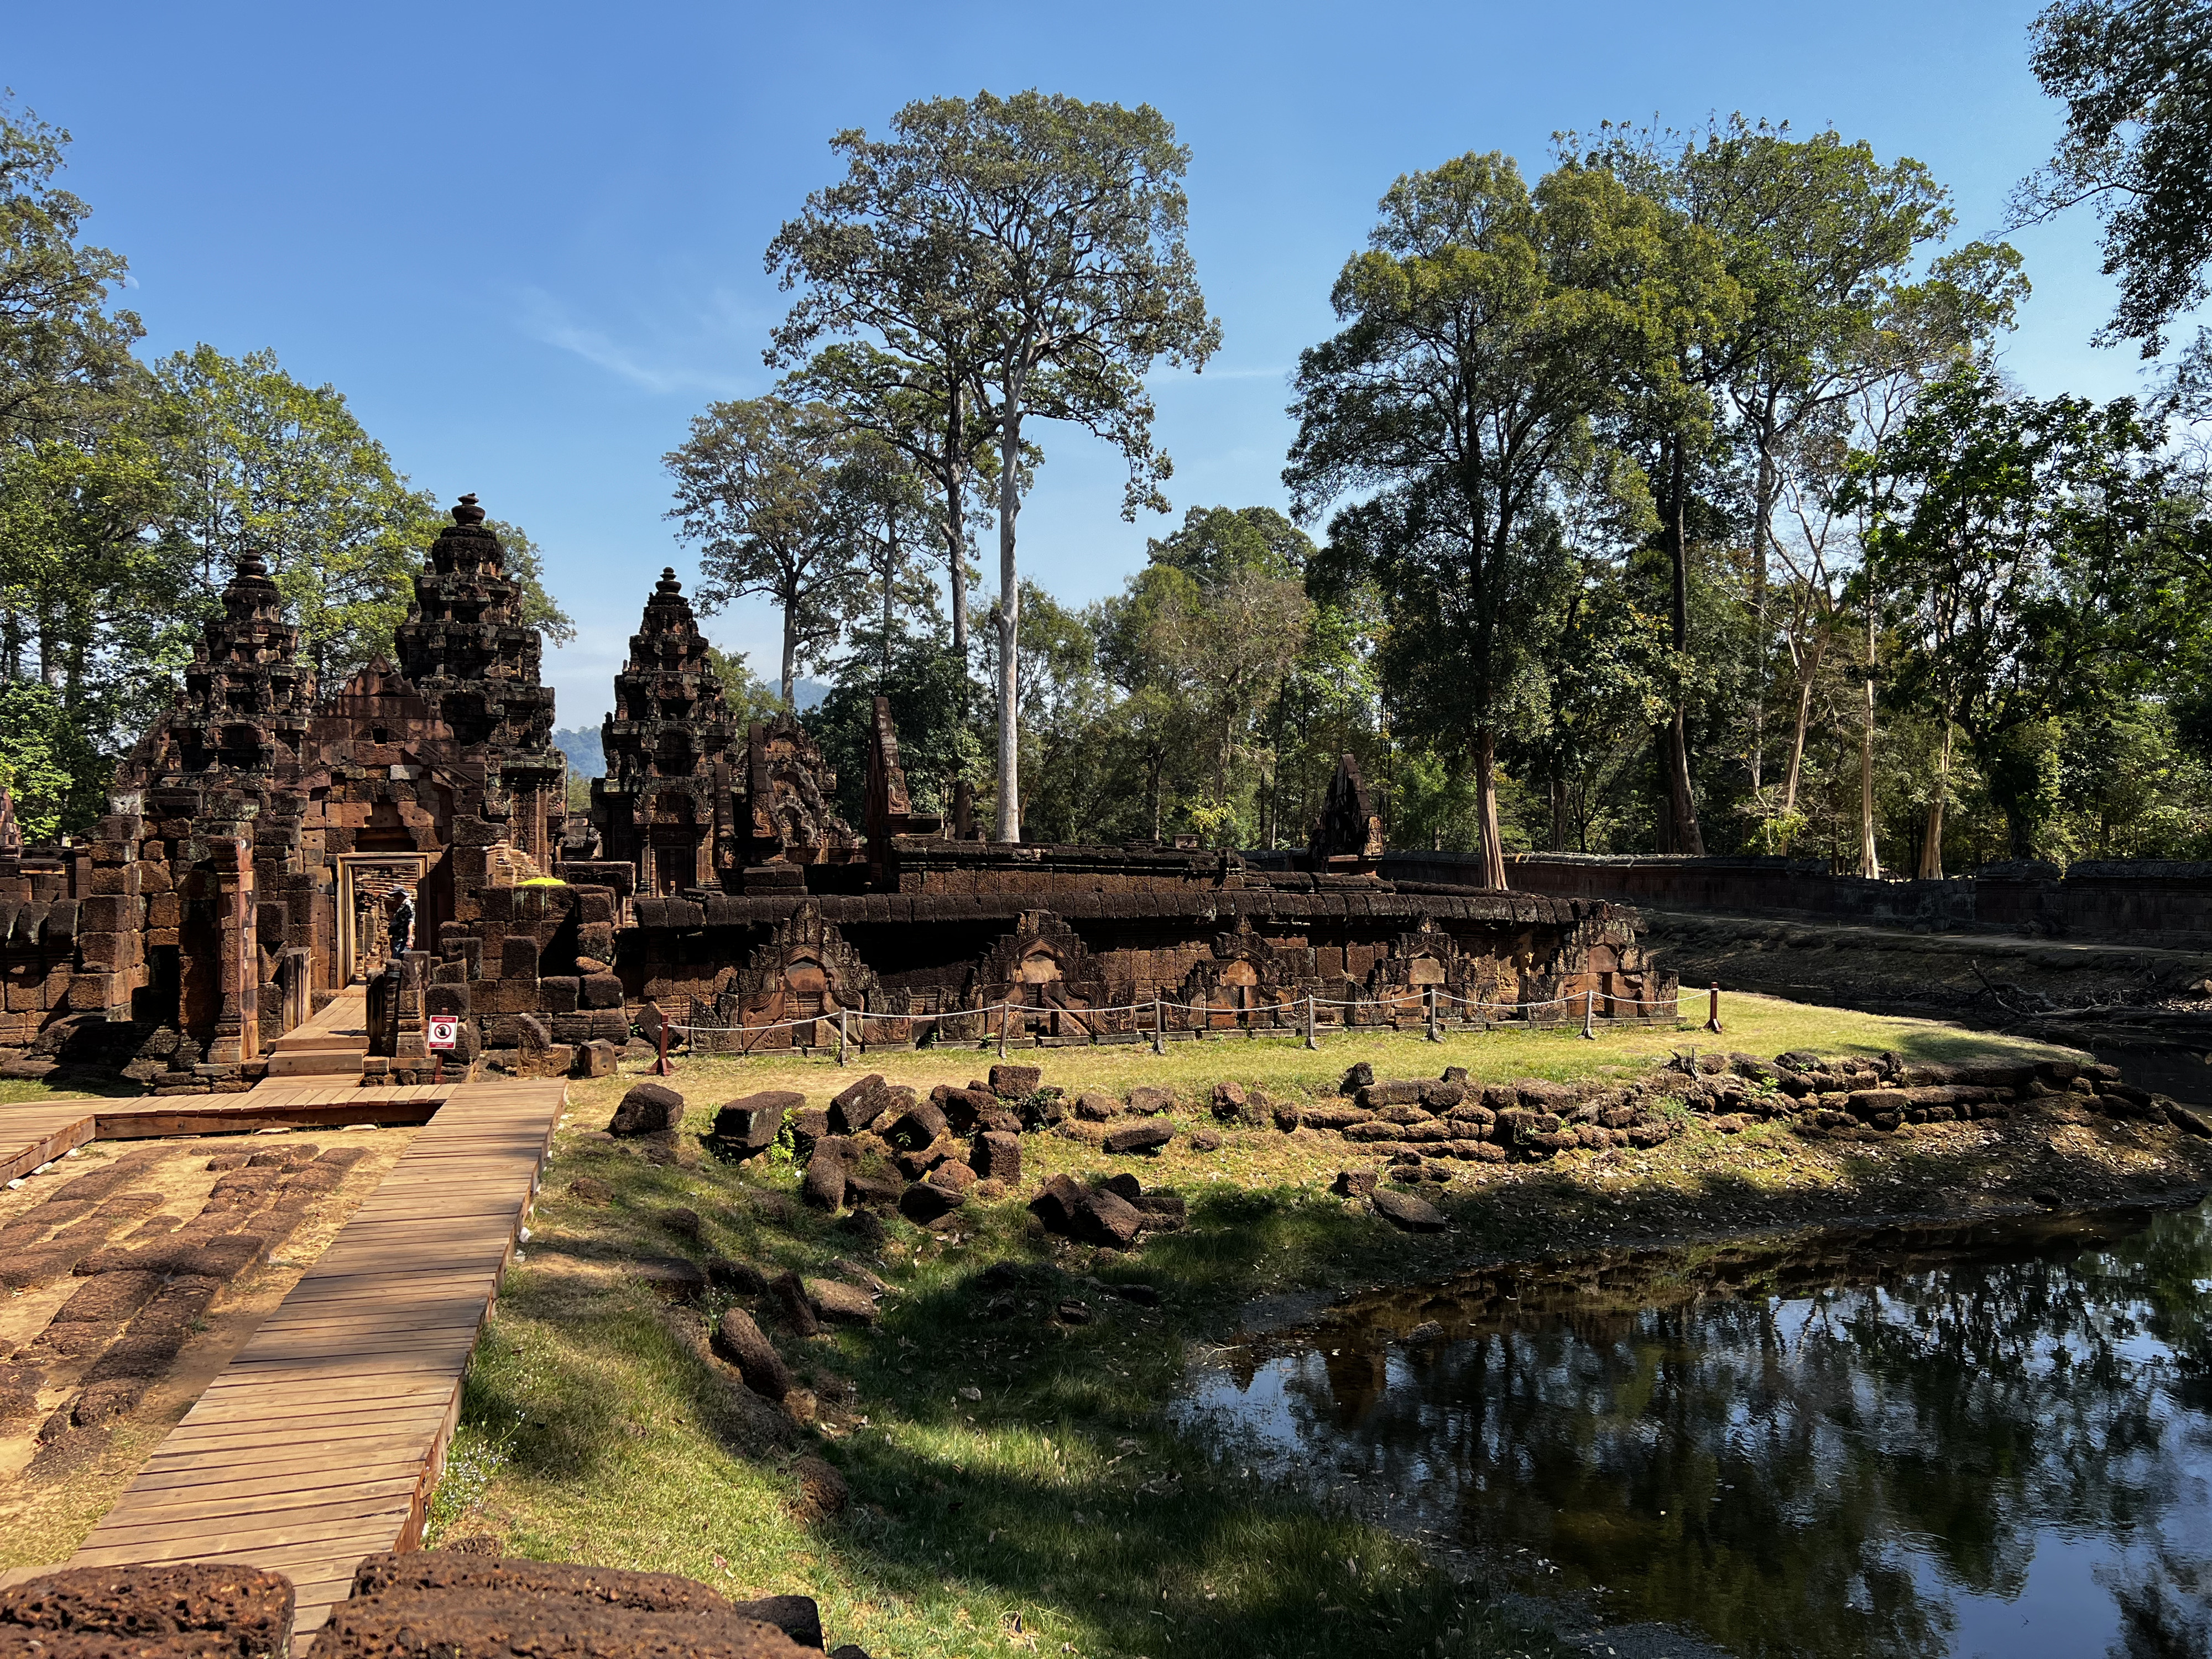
[448,1035,2201,1659]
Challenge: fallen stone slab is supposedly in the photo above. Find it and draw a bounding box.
[898,1181,964,1225]
[804,1278,879,1325]
[1,1562,293,1657]
[828,1074,892,1135]
[971,1130,1022,1183]
[712,1092,802,1156]
[711,1310,794,1400]
[800,1156,847,1213]
[886,1103,949,1151]
[1072,1186,1144,1249]
[1103,1121,1174,1156]
[1371,1187,1447,1232]
[609,1082,685,1137]
[633,1257,707,1301]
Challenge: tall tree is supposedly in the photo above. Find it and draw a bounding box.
[2014,0,2212,372]
[664,395,855,707]
[770,91,1219,842]
[826,430,941,687]
[158,345,438,682]
[770,341,996,666]
[1608,121,2021,813]
[1146,503,1312,584]
[0,95,141,449]
[1854,366,2193,865]
[1288,152,1680,886]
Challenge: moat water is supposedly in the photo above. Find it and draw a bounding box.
[1176,1204,2212,1658]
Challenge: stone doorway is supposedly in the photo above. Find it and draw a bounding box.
[337,854,428,985]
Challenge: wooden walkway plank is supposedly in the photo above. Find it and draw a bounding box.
[63,1073,565,1640]
[0,1102,101,1185]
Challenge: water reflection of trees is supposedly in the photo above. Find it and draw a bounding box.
[1256,1206,2212,1659]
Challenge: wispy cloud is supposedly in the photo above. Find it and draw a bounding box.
[514,288,754,397]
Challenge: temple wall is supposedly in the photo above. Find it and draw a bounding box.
[582,886,1672,1055]
[1338,850,2212,950]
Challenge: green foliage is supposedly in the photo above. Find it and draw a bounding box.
[807,634,985,823]
[484,518,576,649]
[1145,503,1312,583]
[0,678,73,842]
[156,343,441,682]
[664,395,856,706]
[1850,364,2199,855]
[0,93,142,448]
[1288,149,1695,875]
[770,88,1220,839]
[702,644,785,729]
[2016,0,2212,357]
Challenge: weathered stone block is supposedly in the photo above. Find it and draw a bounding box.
[609,1081,684,1136]
[989,1062,1041,1097]
[579,974,624,1009]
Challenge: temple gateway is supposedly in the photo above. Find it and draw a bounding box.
[0,504,1675,1091]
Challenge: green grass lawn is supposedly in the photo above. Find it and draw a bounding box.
[426,997,2088,1659]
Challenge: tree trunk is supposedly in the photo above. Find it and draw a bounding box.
[1664,709,1703,855]
[872,518,889,686]
[1917,719,1952,880]
[1662,437,1703,853]
[1549,768,1568,853]
[779,603,797,709]
[1475,726,1508,890]
[945,388,969,669]
[1858,590,1880,879]
[1748,410,1776,796]
[993,394,1023,843]
[38,605,64,692]
[1777,627,1829,852]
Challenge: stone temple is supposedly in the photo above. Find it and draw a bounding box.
[0,504,1675,1090]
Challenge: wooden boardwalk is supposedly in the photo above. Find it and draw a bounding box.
[1,1072,566,1639]
[262,985,371,1079]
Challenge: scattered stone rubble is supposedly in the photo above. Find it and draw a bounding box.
[0,1560,293,1658]
[0,1553,868,1659]
[1688,1048,2212,1139]
[615,1042,2212,1267]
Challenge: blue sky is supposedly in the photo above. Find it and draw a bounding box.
[9,0,2140,728]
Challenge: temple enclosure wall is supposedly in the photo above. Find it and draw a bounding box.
[1339,851,2212,950]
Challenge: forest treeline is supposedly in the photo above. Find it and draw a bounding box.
[7,0,2211,877]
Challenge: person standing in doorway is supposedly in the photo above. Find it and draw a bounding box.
[392,890,415,957]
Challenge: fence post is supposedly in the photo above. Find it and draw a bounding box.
[1581,989,1596,1040]
[1425,985,1442,1043]
[655,1014,671,1078]
[837,1008,849,1067]
[998,1001,1009,1057]
[1150,998,1165,1055]
[1304,994,1317,1051]
[1705,982,1723,1034]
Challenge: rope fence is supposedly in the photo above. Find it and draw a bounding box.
[648,980,1703,1069]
